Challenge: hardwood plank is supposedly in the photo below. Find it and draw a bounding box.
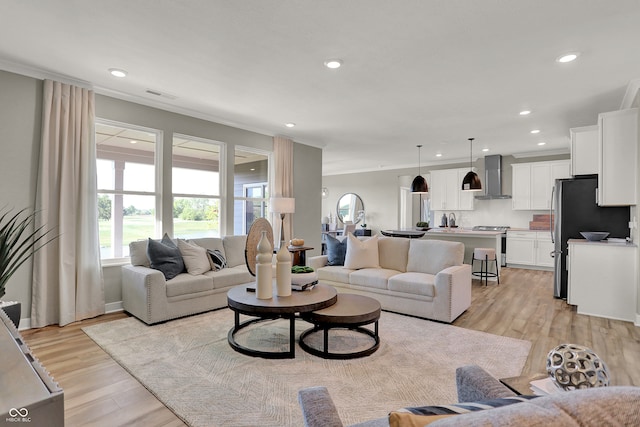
[19,267,640,425]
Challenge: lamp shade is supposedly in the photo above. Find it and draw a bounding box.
[269,197,295,214]
[411,175,429,193]
[461,171,482,191]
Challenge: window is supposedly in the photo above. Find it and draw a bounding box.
[172,134,223,239]
[234,147,270,234]
[96,121,160,259]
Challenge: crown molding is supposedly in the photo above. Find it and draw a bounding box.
[0,58,92,88]
[621,78,640,109]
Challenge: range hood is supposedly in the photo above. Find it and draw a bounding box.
[474,154,512,200]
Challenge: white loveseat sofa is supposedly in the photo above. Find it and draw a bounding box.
[308,237,471,323]
[122,235,253,324]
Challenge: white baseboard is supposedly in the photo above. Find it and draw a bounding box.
[105,301,124,314]
[18,301,124,331]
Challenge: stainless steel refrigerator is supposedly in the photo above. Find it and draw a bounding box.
[551,175,630,299]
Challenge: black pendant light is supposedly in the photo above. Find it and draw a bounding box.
[462,138,482,191]
[411,145,429,193]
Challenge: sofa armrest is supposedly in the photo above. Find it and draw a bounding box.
[433,264,472,322]
[456,365,516,402]
[121,264,167,324]
[308,255,328,271]
[298,386,344,427]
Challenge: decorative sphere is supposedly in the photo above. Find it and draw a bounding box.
[546,344,609,390]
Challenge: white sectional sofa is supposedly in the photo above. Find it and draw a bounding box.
[308,236,471,323]
[122,235,253,324]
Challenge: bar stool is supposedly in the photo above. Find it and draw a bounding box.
[472,248,499,286]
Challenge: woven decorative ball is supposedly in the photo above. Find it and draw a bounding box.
[546,344,609,390]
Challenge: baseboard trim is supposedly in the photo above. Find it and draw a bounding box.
[18,301,125,331]
[105,301,124,314]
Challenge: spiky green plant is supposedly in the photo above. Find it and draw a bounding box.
[0,208,56,299]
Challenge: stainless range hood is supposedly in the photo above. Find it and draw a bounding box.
[475,154,512,200]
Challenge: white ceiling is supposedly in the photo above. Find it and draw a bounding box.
[1,1,640,176]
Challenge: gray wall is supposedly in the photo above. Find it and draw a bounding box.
[0,70,322,323]
[0,71,42,315]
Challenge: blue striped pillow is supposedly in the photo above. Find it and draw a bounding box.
[207,249,227,271]
[389,396,538,426]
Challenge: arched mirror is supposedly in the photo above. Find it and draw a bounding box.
[336,193,365,224]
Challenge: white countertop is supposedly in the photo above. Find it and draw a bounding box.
[567,238,636,248]
[426,228,503,237]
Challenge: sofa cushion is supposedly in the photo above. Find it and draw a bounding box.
[350,268,399,290]
[190,237,225,254]
[325,234,348,266]
[407,239,464,275]
[177,239,211,275]
[344,234,380,269]
[130,240,151,267]
[389,395,538,427]
[388,272,436,297]
[207,249,227,271]
[204,264,253,289]
[222,235,247,268]
[165,273,213,297]
[147,234,185,280]
[317,265,354,283]
[378,236,410,272]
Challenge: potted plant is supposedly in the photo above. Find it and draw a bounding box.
[0,208,56,328]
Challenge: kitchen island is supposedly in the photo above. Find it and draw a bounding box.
[424,228,503,280]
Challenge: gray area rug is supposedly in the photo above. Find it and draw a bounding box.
[83,309,531,427]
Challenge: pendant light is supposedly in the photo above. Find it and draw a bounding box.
[411,145,429,193]
[462,137,482,191]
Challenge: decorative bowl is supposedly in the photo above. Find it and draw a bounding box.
[580,232,610,242]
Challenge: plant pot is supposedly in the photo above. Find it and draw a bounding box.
[0,301,21,329]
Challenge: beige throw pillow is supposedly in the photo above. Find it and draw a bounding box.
[344,234,379,269]
[177,239,211,275]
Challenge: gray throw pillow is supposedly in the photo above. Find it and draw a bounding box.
[147,234,185,280]
[325,234,347,266]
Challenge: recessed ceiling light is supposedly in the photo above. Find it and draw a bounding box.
[435,153,442,157]
[537,142,546,146]
[530,129,540,134]
[250,168,256,171]
[108,68,128,78]
[285,123,296,128]
[519,110,531,116]
[324,59,343,69]
[482,148,489,152]
[556,52,580,63]
[130,140,137,144]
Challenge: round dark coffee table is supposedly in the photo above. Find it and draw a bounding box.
[299,293,381,359]
[227,282,337,359]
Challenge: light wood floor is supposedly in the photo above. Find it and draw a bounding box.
[21,267,640,426]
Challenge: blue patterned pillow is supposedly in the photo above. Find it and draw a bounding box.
[147,234,185,280]
[389,395,539,426]
[325,234,347,266]
[207,249,227,271]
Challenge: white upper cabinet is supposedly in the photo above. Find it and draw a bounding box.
[570,125,598,176]
[598,108,638,206]
[512,160,570,210]
[430,168,475,211]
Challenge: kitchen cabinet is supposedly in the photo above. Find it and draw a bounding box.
[506,230,553,268]
[570,125,598,176]
[567,240,636,322]
[511,160,570,210]
[598,108,638,206]
[429,168,475,211]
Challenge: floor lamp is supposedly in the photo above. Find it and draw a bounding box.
[269,197,296,249]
